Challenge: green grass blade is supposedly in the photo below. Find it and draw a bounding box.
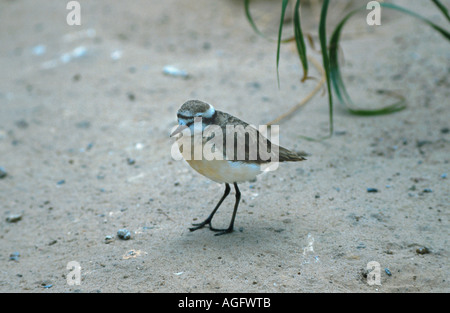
[276,0,290,88]
[381,3,450,40]
[329,2,450,116]
[297,0,334,141]
[318,0,333,138]
[244,0,269,40]
[244,0,296,43]
[293,0,309,82]
[431,0,450,22]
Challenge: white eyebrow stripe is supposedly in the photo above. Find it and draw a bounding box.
[202,105,215,118]
[178,112,193,118]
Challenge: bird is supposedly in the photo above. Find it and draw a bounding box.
[170,100,306,236]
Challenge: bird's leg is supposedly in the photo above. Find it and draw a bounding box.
[212,183,241,236]
[189,183,230,232]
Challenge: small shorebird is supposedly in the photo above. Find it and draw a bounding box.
[170,100,306,235]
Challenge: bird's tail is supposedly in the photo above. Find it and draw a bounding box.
[278,147,308,162]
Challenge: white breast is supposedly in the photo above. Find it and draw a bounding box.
[176,128,262,183]
[187,159,261,183]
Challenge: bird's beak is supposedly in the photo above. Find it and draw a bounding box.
[170,124,188,137]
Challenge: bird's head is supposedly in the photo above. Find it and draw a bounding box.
[170,100,216,137]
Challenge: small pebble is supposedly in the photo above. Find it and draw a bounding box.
[422,188,432,193]
[416,247,430,255]
[75,121,91,129]
[0,167,7,179]
[247,81,261,89]
[127,92,135,101]
[6,213,22,223]
[356,243,366,249]
[202,42,211,50]
[110,49,123,60]
[15,119,29,129]
[163,65,189,79]
[105,235,114,244]
[385,268,392,276]
[126,158,135,165]
[57,180,65,185]
[367,188,378,193]
[117,229,131,240]
[9,252,20,261]
[72,46,87,58]
[32,44,46,56]
[441,173,447,179]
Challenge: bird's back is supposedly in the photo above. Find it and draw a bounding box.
[207,110,306,164]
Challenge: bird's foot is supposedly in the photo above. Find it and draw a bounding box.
[189,219,211,232]
[211,227,234,236]
[189,220,233,235]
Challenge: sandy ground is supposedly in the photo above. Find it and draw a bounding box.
[0,0,449,293]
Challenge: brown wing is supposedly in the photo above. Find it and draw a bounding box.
[208,111,306,163]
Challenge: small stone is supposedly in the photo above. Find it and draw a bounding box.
[416,140,431,148]
[9,252,20,261]
[0,167,7,179]
[356,243,366,249]
[57,179,65,185]
[385,268,392,276]
[75,121,91,129]
[202,42,211,50]
[105,235,114,244]
[127,92,135,101]
[117,229,131,240]
[163,65,189,79]
[247,81,261,89]
[6,213,22,223]
[416,247,430,255]
[15,119,29,129]
[422,188,432,193]
[126,158,135,165]
[367,188,378,193]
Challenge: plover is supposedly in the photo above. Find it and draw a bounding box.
[170,100,306,235]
